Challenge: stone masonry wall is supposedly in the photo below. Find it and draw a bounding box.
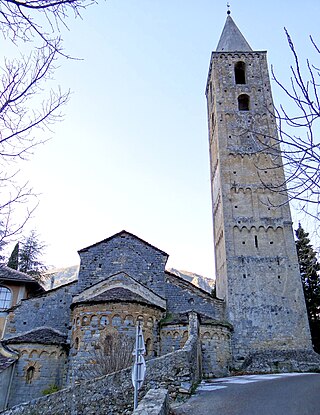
[68,302,164,382]
[7,344,67,408]
[200,324,232,378]
[160,324,188,354]
[240,349,320,374]
[207,48,313,367]
[77,233,168,297]
[160,321,232,378]
[132,389,169,415]
[1,313,200,415]
[4,283,77,339]
[165,273,225,320]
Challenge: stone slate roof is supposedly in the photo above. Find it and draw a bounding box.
[0,265,37,283]
[0,266,44,294]
[4,328,67,346]
[161,311,232,328]
[165,270,221,300]
[75,287,165,309]
[0,354,16,372]
[168,268,214,293]
[161,312,189,326]
[216,15,252,52]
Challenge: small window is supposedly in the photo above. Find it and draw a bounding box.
[0,286,12,310]
[146,338,152,356]
[235,61,246,84]
[26,366,35,384]
[74,337,79,351]
[238,94,250,111]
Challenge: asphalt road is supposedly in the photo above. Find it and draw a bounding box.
[173,373,320,415]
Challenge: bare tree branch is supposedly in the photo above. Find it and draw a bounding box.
[82,331,134,379]
[0,0,97,53]
[0,45,69,161]
[0,0,98,253]
[259,29,320,225]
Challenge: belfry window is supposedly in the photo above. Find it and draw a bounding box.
[238,94,250,111]
[235,61,246,84]
[0,286,12,310]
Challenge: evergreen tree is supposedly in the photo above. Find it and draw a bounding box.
[7,242,19,270]
[295,224,320,352]
[19,231,46,281]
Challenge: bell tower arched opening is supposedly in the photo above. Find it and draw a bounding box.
[238,94,250,111]
[235,61,246,84]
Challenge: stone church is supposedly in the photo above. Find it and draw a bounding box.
[0,13,319,411]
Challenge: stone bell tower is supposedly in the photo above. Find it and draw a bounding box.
[206,13,313,368]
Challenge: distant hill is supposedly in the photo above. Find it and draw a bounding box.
[43,265,215,293]
[43,265,79,290]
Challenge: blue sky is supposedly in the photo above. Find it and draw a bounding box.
[10,0,320,277]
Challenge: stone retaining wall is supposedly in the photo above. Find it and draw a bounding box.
[1,313,200,415]
[132,389,169,415]
[240,349,320,373]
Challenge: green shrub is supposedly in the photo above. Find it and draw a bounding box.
[42,384,60,395]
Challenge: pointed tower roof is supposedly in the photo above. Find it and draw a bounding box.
[216,15,252,52]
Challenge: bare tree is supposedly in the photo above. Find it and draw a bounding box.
[1,46,68,160]
[0,45,68,245]
[0,0,97,247]
[0,0,96,50]
[84,332,134,379]
[269,29,320,223]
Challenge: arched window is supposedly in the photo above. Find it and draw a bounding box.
[26,366,35,384]
[81,316,88,326]
[74,337,79,351]
[238,94,250,111]
[235,61,246,84]
[145,338,152,356]
[0,286,12,310]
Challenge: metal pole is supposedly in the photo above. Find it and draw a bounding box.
[71,366,76,415]
[133,322,140,410]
